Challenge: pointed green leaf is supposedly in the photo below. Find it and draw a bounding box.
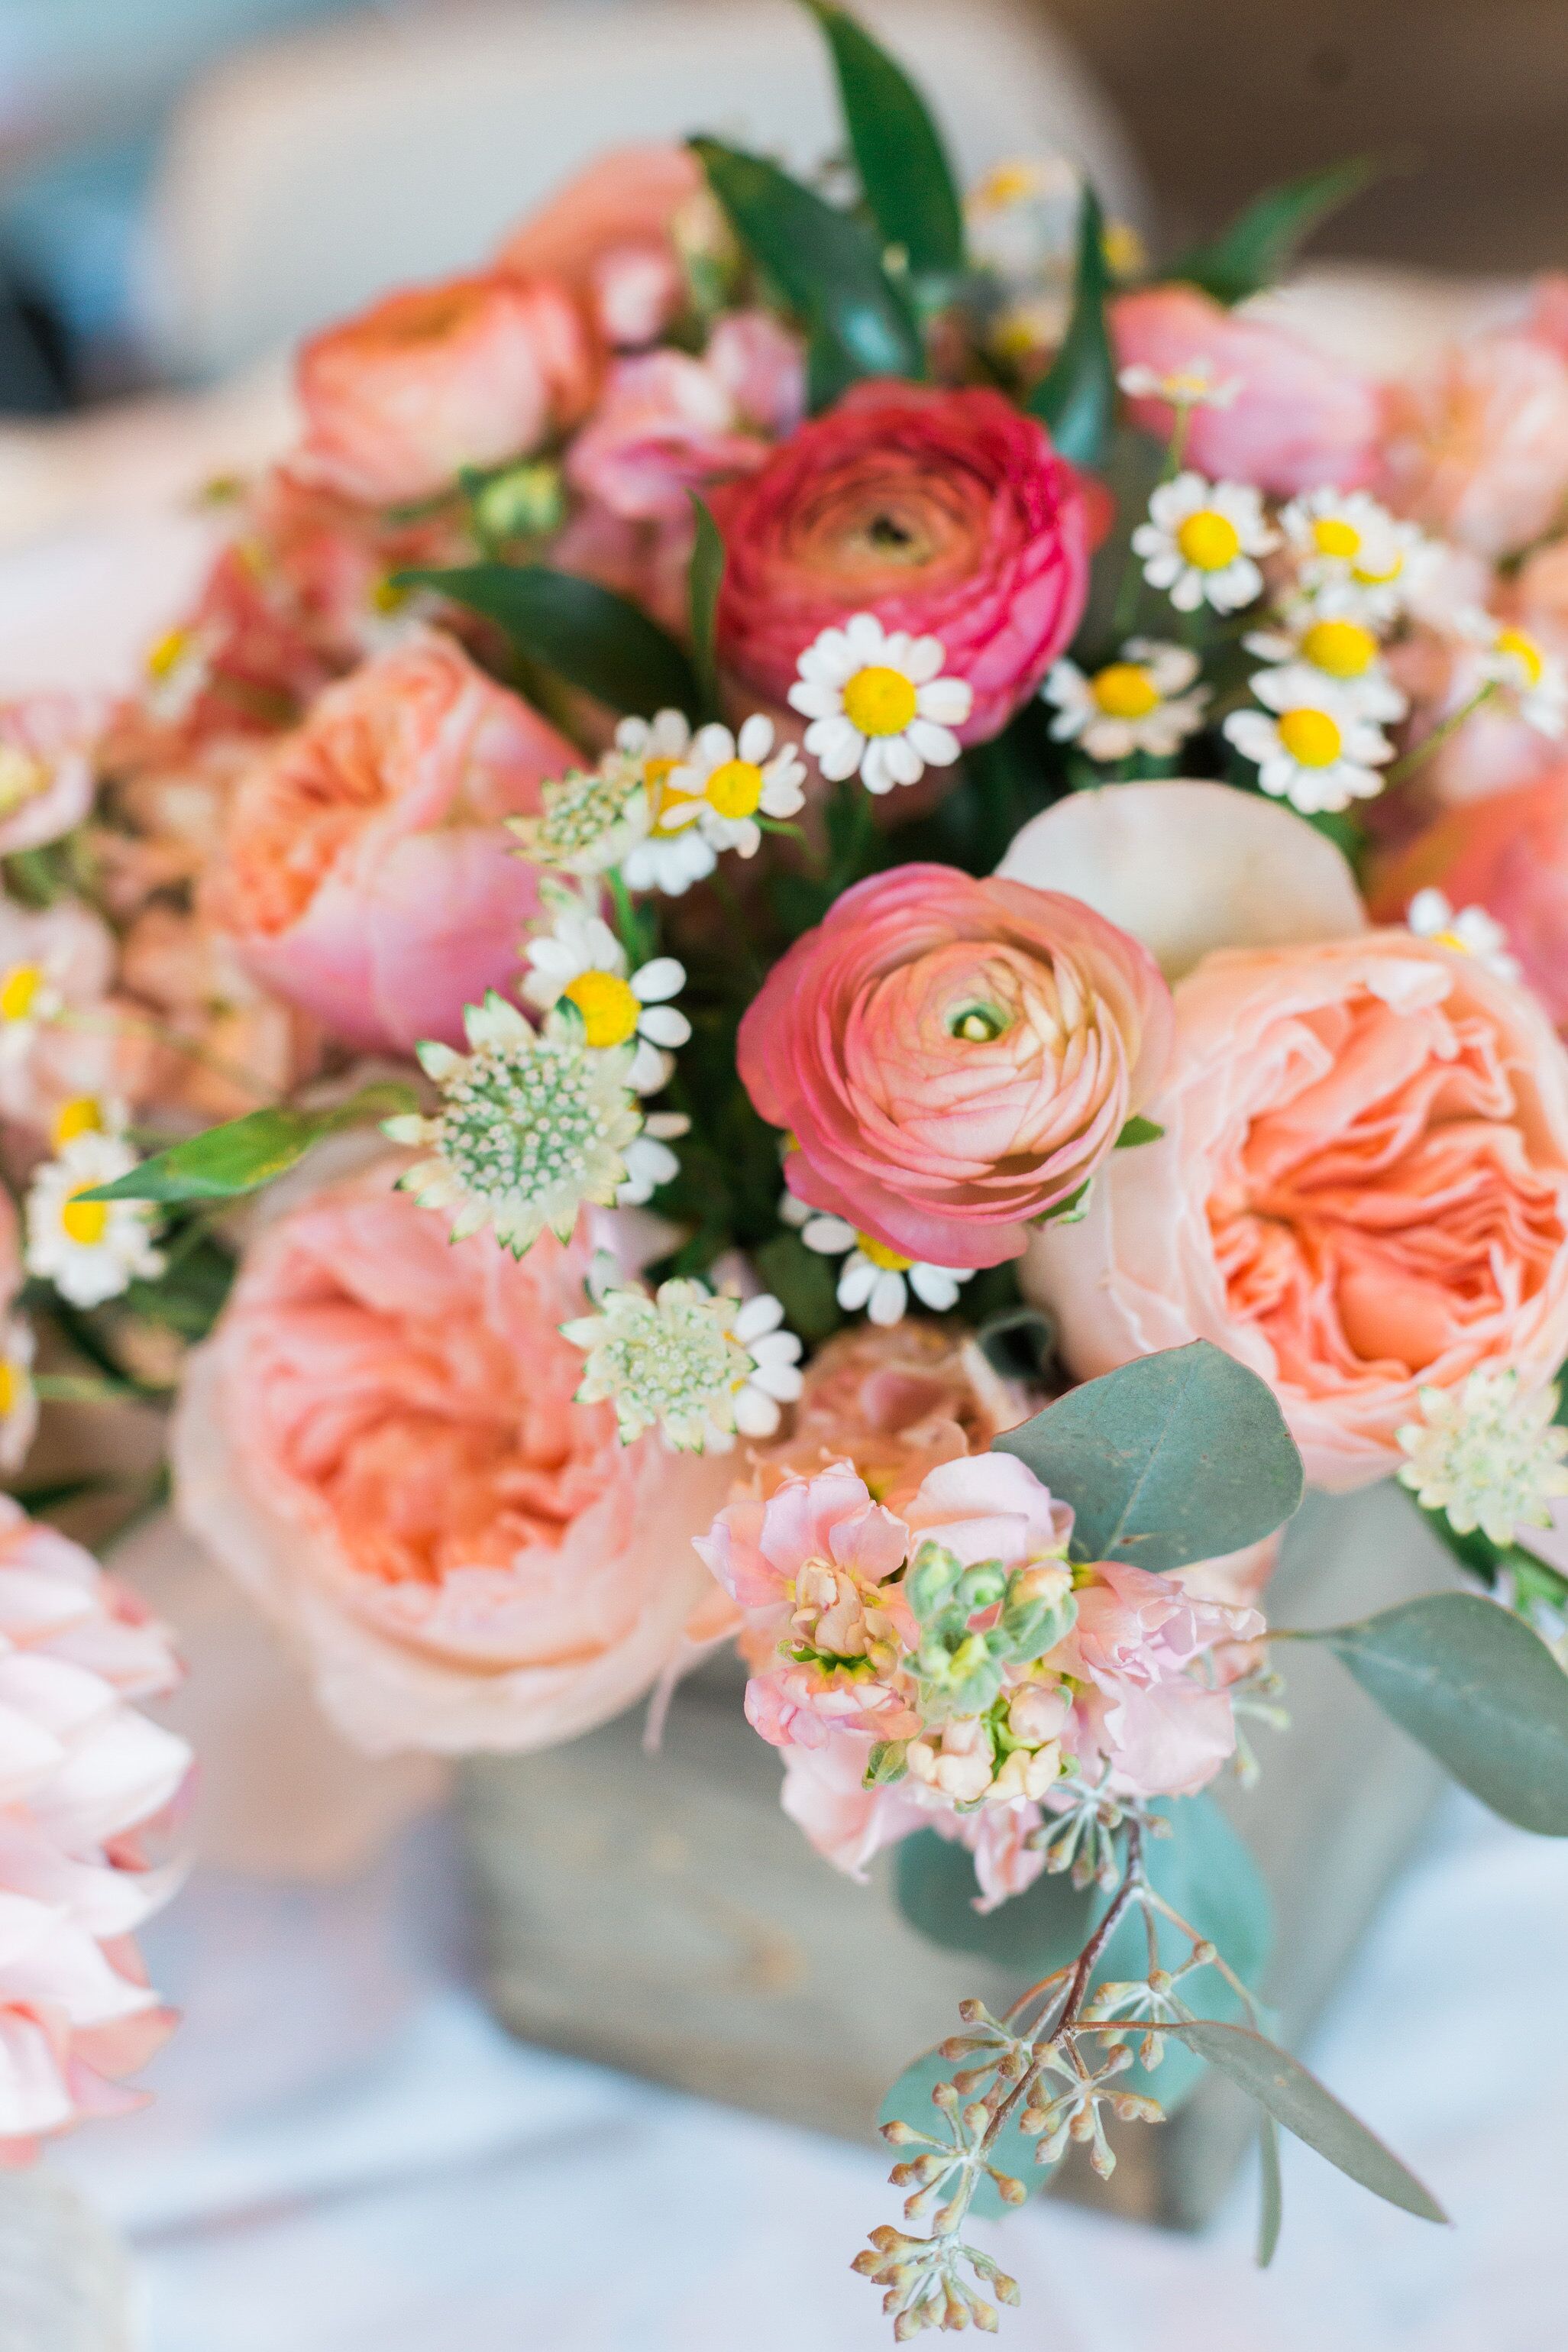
[995,1339,1304,1570]
[1114,1115,1164,1148]
[396,563,700,718]
[1166,157,1381,307]
[687,493,726,722]
[803,2,964,277]
[1028,186,1114,467]
[1167,2020,1447,2224]
[77,1083,418,1206]
[1256,2112,1283,2266]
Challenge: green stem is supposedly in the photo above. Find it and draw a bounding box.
[1385,681,1498,787]
[33,1372,166,1406]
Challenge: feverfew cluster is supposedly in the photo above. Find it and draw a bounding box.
[562,1274,802,1452]
[1398,1369,1568,1548]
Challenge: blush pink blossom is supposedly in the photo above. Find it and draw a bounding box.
[0,697,104,859]
[564,349,771,526]
[496,143,705,293]
[1380,328,1568,559]
[1064,1558,1262,1798]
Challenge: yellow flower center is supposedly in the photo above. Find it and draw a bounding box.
[1311,516,1362,560]
[0,746,47,817]
[842,665,919,737]
[51,1096,103,1150]
[855,1233,913,1272]
[1353,548,1403,586]
[0,1358,25,1419]
[1496,626,1545,687]
[1277,707,1343,767]
[1301,618,1378,680]
[1175,510,1241,572]
[973,161,1039,211]
[370,573,412,615]
[1432,929,1471,956]
[0,963,43,1024]
[640,753,687,826]
[703,757,765,820]
[1090,662,1161,720]
[563,969,642,1050]
[145,626,192,681]
[60,1189,108,1247]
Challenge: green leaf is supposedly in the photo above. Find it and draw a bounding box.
[1311,1593,1568,1834]
[1166,157,1381,307]
[396,564,700,718]
[803,2,964,277]
[1028,186,1114,467]
[995,1339,1304,1571]
[687,493,726,722]
[1114,1115,1164,1148]
[1166,2020,1447,2224]
[79,1083,418,1206]
[751,1230,843,1345]
[1257,2112,1283,2266]
[690,136,923,402]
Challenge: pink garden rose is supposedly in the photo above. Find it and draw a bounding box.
[738,864,1172,1268]
[172,1158,735,1756]
[202,630,572,1053]
[1025,932,1568,1490]
[1113,284,1384,495]
[1379,328,1568,559]
[709,382,1089,741]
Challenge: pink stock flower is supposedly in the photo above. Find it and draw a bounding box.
[1380,328,1568,559]
[564,349,771,526]
[738,864,1173,1268]
[1065,1558,1262,1799]
[0,1500,189,2161]
[172,1158,736,1757]
[201,630,571,1053]
[709,382,1089,742]
[0,698,104,859]
[1113,284,1383,495]
[705,313,807,439]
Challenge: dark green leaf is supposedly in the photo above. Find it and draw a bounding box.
[690,135,923,401]
[79,1083,418,1206]
[995,1339,1304,1571]
[1257,2112,1283,2266]
[1167,2020,1447,2224]
[803,2,964,277]
[1115,1115,1165,1148]
[7,1474,116,1514]
[751,1231,843,1344]
[1312,1593,1568,1833]
[975,1302,1054,1386]
[397,564,700,718]
[687,493,726,721]
[1028,186,1114,467]
[1166,157,1381,307]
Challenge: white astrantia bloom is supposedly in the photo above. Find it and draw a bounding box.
[790,1202,975,1328]
[383,992,643,1255]
[1243,601,1408,724]
[1278,488,1426,623]
[661,715,807,859]
[1476,621,1568,739]
[1224,665,1393,815]
[1405,886,1522,982]
[1131,472,1276,614]
[24,1131,165,1309]
[561,1276,803,1453]
[788,613,973,794]
[1117,357,1240,411]
[1042,638,1209,762]
[508,756,650,878]
[1398,1368,1568,1548]
[0,1310,36,1472]
[522,887,690,1095]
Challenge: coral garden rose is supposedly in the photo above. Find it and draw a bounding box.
[1113,285,1384,496]
[1025,932,1568,1490]
[172,1158,735,1757]
[738,863,1173,1269]
[293,270,598,509]
[708,381,1090,741]
[1379,328,1568,560]
[202,630,572,1053]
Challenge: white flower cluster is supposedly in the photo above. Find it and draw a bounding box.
[1398,1368,1568,1549]
[562,1273,802,1453]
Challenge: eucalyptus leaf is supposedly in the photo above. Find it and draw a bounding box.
[1165,157,1380,307]
[687,493,726,721]
[78,1083,417,1206]
[1256,2111,1283,2266]
[396,563,700,717]
[804,2,965,278]
[995,1339,1304,1571]
[1167,2020,1447,2223]
[1028,186,1114,468]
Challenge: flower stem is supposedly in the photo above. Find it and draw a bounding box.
[1386,680,1499,787]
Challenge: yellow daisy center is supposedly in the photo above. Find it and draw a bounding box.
[563,969,642,1050]
[1432,929,1471,956]
[855,1233,913,1272]
[1091,662,1161,720]
[0,746,47,817]
[145,626,192,681]
[1175,510,1241,572]
[0,963,43,1024]
[51,1097,104,1150]
[0,1358,25,1419]
[60,1189,108,1247]
[1301,618,1378,680]
[703,757,765,820]
[1311,516,1362,560]
[973,161,1039,210]
[1495,627,1545,687]
[842,665,919,737]
[1277,707,1343,767]
[1353,548,1403,586]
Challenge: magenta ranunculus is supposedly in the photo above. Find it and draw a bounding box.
[707,381,1089,742]
[737,864,1172,1269]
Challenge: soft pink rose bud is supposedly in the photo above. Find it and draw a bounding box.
[202,630,571,1053]
[1380,329,1568,558]
[738,864,1173,1268]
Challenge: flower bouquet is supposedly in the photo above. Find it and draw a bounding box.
[8,2,1568,2333]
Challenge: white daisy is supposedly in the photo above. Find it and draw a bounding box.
[1398,1368,1568,1548]
[522,890,690,1095]
[0,1312,36,1473]
[1117,357,1241,411]
[1042,638,1209,762]
[1224,666,1393,814]
[1278,488,1427,623]
[1405,887,1522,982]
[561,1276,803,1453]
[24,1132,165,1309]
[1477,622,1568,739]
[618,823,716,897]
[618,1111,690,1207]
[661,716,807,859]
[141,622,221,725]
[508,758,650,879]
[1243,601,1408,723]
[791,1205,975,1328]
[787,614,973,795]
[1131,472,1276,614]
[383,992,643,1255]
[965,156,1082,287]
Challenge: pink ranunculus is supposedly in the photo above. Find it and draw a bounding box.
[496,143,705,292]
[564,349,770,526]
[0,697,104,859]
[171,1157,736,1756]
[738,863,1173,1268]
[1024,932,1568,1490]
[1379,328,1568,560]
[0,1499,189,2160]
[709,381,1089,742]
[201,629,571,1053]
[1062,1558,1263,1799]
[293,271,599,510]
[1113,284,1384,495]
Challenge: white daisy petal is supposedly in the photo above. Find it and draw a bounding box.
[630,956,684,1004]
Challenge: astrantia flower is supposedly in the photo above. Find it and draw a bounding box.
[1131,471,1275,615]
[661,715,807,858]
[384,992,643,1254]
[1243,602,1408,723]
[561,1276,803,1451]
[1278,487,1424,621]
[1042,638,1208,762]
[508,757,649,878]
[24,1132,165,1309]
[1479,622,1568,738]
[0,1311,36,1472]
[789,1202,975,1328]
[1406,885,1522,982]
[1224,665,1393,814]
[787,613,973,794]
[1398,1367,1568,1547]
[522,891,689,1093]
[1117,357,1240,411]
